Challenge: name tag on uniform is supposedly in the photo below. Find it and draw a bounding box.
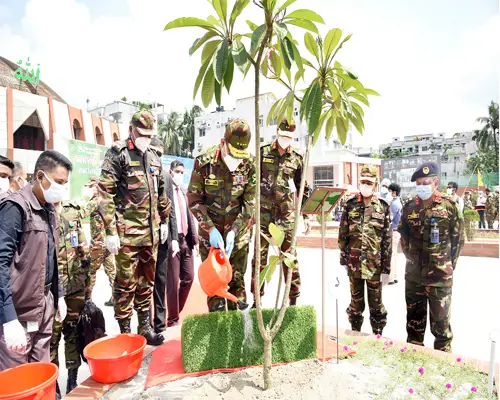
[349,211,360,218]
[288,179,297,193]
[372,212,384,220]
[205,179,220,186]
[130,161,141,167]
[263,157,274,164]
[408,211,419,220]
[233,175,245,185]
[27,321,38,333]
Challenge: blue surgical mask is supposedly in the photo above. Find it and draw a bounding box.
[380,187,388,194]
[416,184,433,200]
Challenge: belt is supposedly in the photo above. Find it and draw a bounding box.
[44,284,52,295]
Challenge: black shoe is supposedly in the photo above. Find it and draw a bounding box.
[56,381,62,400]
[66,368,78,394]
[289,297,297,306]
[138,312,164,346]
[393,280,398,284]
[154,326,165,334]
[209,298,226,313]
[104,296,114,307]
[388,281,396,285]
[118,319,132,334]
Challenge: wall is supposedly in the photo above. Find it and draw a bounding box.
[0,87,6,154]
[12,90,49,141]
[13,148,43,174]
[52,100,72,155]
[82,111,94,144]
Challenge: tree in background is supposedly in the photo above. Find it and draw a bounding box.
[473,101,499,154]
[181,105,204,155]
[158,111,183,156]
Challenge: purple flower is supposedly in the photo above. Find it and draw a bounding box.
[384,341,388,346]
[343,346,350,351]
[413,349,417,352]
[446,383,452,389]
[418,367,425,375]
[383,347,387,351]
[352,341,358,346]
[471,387,477,393]
[376,334,381,339]
[389,341,393,345]
[456,357,462,362]
[400,347,406,353]
[408,388,414,394]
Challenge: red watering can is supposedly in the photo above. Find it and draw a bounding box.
[198,247,249,310]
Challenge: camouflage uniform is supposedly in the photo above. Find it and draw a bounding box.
[86,192,116,295]
[187,119,256,312]
[338,165,392,335]
[50,201,89,392]
[485,191,496,229]
[251,119,307,303]
[463,195,473,211]
[98,110,171,338]
[399,184,464,352]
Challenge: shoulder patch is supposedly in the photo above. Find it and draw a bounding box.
[291,147,304,157]
[377,196,390,207]
[111,140,127,152]
[196,145,218,168]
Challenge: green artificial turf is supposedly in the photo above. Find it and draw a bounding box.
[181,306,317,373]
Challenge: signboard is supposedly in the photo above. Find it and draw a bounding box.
[68,139,108,200]
[382,155,441,198]
[161,155,194,189]
[13,57,40,87]
[302,187,346,215]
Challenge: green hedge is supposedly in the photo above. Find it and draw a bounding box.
[181,306,317,373]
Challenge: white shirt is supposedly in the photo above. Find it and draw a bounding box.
[173,185,188,234]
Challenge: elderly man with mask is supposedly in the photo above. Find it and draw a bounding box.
[188,118,256,312]
[399,162,464,352]
[0,151,70,370]
[379,178,393,205]
[98,110,171,345]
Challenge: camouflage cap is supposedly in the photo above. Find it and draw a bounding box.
[360,165,378,183]
[84,176,99,187]
[277,117,296,139]
[130,110,156,136]
[224,118,251,159]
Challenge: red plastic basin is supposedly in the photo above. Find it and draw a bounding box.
[83,333,146,384]
[0,362,58,400]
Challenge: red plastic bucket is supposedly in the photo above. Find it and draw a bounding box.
[0,362,58,400]
[84,333,146,384]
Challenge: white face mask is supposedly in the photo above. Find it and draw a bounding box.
[134,137,151,153]
[359,184,374,198]
[82,187,95,199]
[380,187,388,194]
[416,184,433,201]
[278,137,293,149]
[0,177,9,192]
[223,153,241,172]
[172,173,183,187]
[41,172,67,204]
[446,188,454,195]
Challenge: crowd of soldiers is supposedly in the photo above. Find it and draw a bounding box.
[0,108,494,397]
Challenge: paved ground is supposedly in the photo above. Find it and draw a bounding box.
[58,246,500,395]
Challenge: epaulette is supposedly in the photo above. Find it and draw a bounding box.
[110,139,128,153]
[196,145,218,168]
[291,147,304,157]
[346,194,359,202]
[377,196,390,207]
[260,142,272,149]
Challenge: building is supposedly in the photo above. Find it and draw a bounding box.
[0,55,125,173]
[194,93,379,189]
[379,131,477,183]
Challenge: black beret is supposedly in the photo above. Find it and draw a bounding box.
[411,162,439,182]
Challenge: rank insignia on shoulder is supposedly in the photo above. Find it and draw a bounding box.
[408,211,419,220]
[129,161,141,167]
[205,179,220,186]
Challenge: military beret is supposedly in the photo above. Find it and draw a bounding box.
[411,161,439,182]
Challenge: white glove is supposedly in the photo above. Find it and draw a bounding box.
[106,235,121,255]
[55,297,67,323]
[171,239,180,257]
[160,224,169,244]
[3,319,28,354]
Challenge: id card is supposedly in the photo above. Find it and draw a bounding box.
[288,179,297,193]
[26,321,39,333]
[70,231,79,247]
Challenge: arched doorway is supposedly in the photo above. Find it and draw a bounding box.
[113,132,119,142]
[73,119,82,140]
[14,111,46,151]
[95,127,105,145]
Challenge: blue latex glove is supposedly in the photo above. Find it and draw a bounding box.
[225,230,235,258]
[209,228,224,249]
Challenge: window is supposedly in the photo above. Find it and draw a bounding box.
[73,119,82,140]
[294,107,298,116]
[95,127,105,145]
[314,166,334,187]
[259,115,263,127]
[199,128,206,137]
[421,146,428,151]
[294,137,299,142]
[270,117,277,126]
[271,135,276,140]
[260,137,264,143]
[112,132,119,141]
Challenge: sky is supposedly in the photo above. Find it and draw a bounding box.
[0,0,498,147]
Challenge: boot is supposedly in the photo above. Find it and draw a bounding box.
[138,312,164,346]
[104,296,114,307]
[289,297,297,306]
[118,319,131,334]
[66,368,78,394]
[56,381,62,400]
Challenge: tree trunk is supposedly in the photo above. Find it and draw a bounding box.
[263,337,273,390]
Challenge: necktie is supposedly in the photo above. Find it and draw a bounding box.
[176,187,188,235]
